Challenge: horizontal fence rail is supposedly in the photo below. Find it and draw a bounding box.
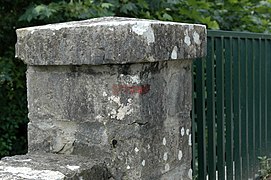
[192,30,271,180]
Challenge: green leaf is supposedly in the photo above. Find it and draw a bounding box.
[162,13,173,21]
[120,2,137,14]
[101,3,113,9]
[228,0,238,3]
[137,0,149,9]
[34,5,47,14]
[201,17,219,29]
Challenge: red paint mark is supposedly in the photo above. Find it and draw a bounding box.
[112,84,150,95]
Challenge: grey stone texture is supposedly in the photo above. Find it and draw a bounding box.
[26,60,193,179]
[16,17,206,65]
[0,153,111,179]
[0,17,206,179]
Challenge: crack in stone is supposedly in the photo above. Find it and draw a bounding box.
[128,121,148,126]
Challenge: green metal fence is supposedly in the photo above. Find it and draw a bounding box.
[192,30,271,179]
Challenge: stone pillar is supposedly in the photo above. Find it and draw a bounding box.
[2,17,206,179]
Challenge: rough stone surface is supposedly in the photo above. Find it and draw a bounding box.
[7,17,207,179]
[0,153,111,180]
[16,17,206,65]
[26,60,192,179]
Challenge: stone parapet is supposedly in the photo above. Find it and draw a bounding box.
[16,17,206,65]
[1,17,206,180]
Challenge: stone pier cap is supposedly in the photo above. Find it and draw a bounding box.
[15,17,206,65]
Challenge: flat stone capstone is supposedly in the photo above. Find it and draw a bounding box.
[16,17,206,65]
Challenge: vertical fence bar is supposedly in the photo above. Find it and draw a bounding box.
[259,39,263,156]
[264,39,268,155]
[225,37,233,180]
[206,36,216,180]
[254,39,261,166]
[192,61,197,178]
[233,37,242,180]
[258,39,263,155]
[195,57,207,180]
[267,39,271,156]
[240,38,249,179]
[216,36,225,180]
[261,39,268,155]
[247,38,256,178]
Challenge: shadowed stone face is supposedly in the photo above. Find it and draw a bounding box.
[8,17,207,179]
[26,60,193,179]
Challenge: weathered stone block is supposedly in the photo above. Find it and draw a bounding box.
[16,17,206,65]
[26,60,193,179]
[7,17,206,179]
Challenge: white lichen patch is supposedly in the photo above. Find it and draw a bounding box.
[162,137,166,145]
[108,96,121,104]
[109,109,117,119]
[135,147,139,153]
[193,31,201,45]
[181,127,185,136]
[66,165,80,171]
[132,23,155,45]
[108,96,133,120]
[130,75,141,84]
[95,115,103,121]
[186,129,190,136]
[96,115,102,119]
[103,92,108,97]
[165,163,170,172]
[116,104,133,120]
[142,160,146,167]
[188,134,192,146]
[163,152,168,161]
[171,46,178,59]
[184,35,191,46]
[178,150,183,160]
[188,168,193,179]
[119,74,141,84]
[0,166,65,180]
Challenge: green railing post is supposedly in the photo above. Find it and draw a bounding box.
[240,38,249,179]
[233,37,242,180]
[225,37,234,180]
[195,58,207,180]
[255,39,261,160]
[216,36,226,180]
[206,36,216,180]
[247,38,256,178]
[267,39,271,156]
